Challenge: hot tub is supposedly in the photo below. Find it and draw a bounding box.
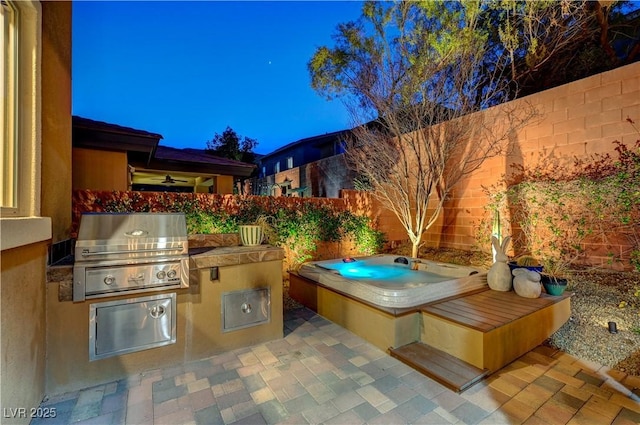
[297,254,487,309]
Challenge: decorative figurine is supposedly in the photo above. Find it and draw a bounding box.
[487,235,512,291]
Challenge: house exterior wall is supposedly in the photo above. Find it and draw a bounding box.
[1,2,71,423]
[302,154,355,198]
[1,243,48,424]
[258,134,346,180]
[41,0,72,243]
[259,140,332,178]
[72,148,129,191]
[216,175,234,194]
[255,153,357,198]
[260,147,313,178]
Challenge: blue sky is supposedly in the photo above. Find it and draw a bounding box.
[72,1,363,155]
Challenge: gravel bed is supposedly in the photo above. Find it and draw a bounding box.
[546,270,640,376]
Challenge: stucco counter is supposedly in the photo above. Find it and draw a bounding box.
[45,244,285,395]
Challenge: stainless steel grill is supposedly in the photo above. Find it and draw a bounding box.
[73,212,189,302]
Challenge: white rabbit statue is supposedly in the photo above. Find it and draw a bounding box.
[512,268,542,298]
[487,235,512,291]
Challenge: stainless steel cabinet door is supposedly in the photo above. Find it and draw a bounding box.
[89,293,176,361]
[222,288,270,332]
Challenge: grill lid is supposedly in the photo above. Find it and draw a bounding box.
[75,212,188,261]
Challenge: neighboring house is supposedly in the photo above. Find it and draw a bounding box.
[73,116,256,194]
[254,129,357,198]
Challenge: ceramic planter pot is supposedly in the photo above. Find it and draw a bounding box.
[238,225,263,246]
[508,261,544,273]
[541,275,568,296]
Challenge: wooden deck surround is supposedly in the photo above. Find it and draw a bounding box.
[288,272,420,350]
[289,271,572,391]
[420,289,572,373]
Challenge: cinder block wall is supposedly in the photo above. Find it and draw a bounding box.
[422,61,640,268]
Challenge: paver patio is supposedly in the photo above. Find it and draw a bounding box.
[32,308,640,425]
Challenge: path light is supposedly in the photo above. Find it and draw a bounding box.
[608,321,618,334]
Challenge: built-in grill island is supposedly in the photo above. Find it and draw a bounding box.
[46,213,284,394]
[73,212,189,361]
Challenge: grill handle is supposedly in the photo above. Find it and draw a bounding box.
[81,246,185,257]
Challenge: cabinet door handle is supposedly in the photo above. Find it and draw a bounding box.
[149,305,165,318]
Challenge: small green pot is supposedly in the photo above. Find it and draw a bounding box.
[541,275,568,296]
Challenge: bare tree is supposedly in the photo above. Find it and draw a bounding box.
[309,1,536,257]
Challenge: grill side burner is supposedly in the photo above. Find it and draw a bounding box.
[73,213,189,301]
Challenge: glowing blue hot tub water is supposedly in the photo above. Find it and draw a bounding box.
[317,259,452,286]
[298,254,487,308]
[323,262,410,279]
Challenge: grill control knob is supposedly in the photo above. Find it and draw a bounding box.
[156,271,166,280]
[104,275,116,285]
[167,270,177,279]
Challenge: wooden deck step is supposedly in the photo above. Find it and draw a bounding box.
[389,342,490,393]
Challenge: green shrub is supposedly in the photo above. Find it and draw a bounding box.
[86,190,386,269]
[341,213,386,255]
[481,137,639,271]
[185,211,236,234]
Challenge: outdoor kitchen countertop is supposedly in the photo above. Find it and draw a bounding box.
[188,244,284,269]
[47,244,285,302]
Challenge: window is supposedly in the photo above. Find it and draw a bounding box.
[286,156,293,169]
[1,0,18,210]
[261,166,266,177]
[274,162,280,174]
[1,0,50,250]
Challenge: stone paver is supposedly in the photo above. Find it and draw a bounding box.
[33,307,640,424]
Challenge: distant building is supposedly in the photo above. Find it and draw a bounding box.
[72,116,255,193]
[253,129,358,198]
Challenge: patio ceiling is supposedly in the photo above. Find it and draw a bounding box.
[130,169,215,188]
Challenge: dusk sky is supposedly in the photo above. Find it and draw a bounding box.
[72,1,364,155]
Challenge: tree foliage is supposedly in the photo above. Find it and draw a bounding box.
[483,0,640,98]
[206,126,258,164]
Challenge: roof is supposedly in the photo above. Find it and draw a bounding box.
[155,146,256,168]
[73,116,163,140]
[259,129,348,160]
[143,146,256,178]
[72,116,161,162]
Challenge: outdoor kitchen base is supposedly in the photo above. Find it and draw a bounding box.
[45,259,283,395]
